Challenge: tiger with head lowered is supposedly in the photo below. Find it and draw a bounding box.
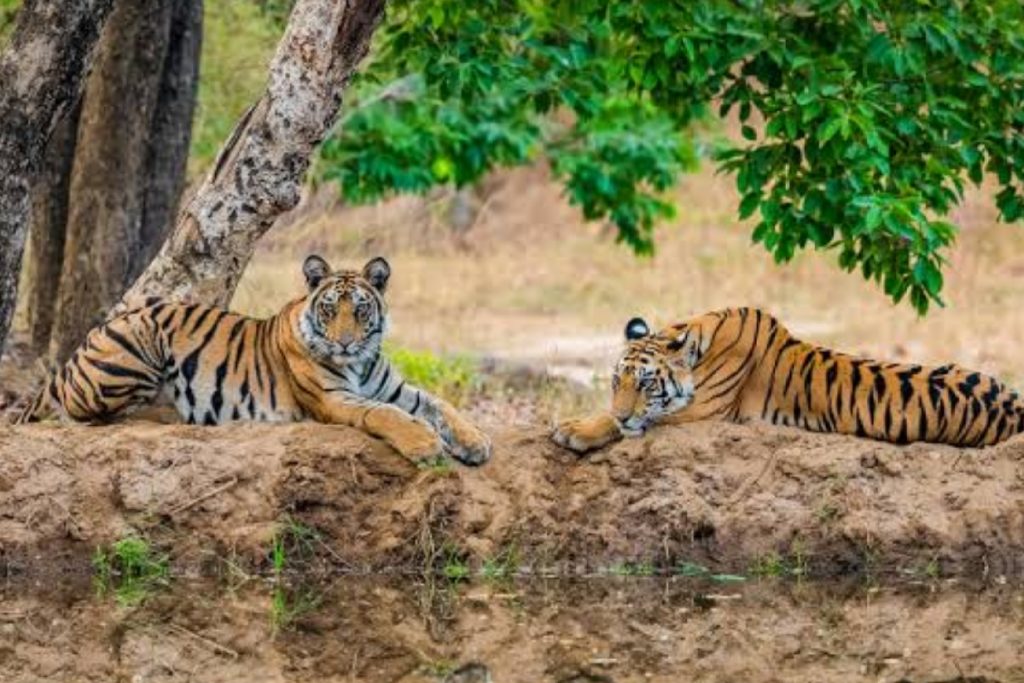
[18,255,491,465]
[553,307,1024,452]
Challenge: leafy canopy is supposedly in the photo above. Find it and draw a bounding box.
[318,0,1024,313]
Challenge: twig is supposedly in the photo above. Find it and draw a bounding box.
[166,623,240,659]
[169,476,239,515]
[725,450,778,509]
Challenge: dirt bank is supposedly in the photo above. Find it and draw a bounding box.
[1,421,1023,578]
[3,578,1023,683]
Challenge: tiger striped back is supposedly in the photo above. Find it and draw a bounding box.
[554,307,1024,452]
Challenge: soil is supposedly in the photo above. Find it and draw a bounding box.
[2,576,1023,683]
[2,419,1023,580]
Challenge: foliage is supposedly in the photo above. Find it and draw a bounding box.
[319,0,1024,313]
[387,345,477,406]
[480,545,520,581]
[270,584,322,633]
[0,0,17,43]
[92,536,169,607]
[441,545,470,581]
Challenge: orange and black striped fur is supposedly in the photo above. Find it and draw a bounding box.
[17,256,491,465]
[553,307,1024,452]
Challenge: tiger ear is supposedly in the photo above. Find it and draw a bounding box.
[303,255,331,291]
[624,317,650,340]
[362,256,391,293]
[667,330,703,368]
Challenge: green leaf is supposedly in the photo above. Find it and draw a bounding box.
[739,192,760,219]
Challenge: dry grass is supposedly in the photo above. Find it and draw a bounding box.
[237,161,1024,401]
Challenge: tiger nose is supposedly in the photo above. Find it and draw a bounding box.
[339,332,356,346]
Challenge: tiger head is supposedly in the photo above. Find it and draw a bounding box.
[298,255,390,364]
[610,317,703,436]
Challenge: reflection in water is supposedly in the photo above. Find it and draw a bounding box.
[444,663,492,683]
[1,576,1022,682]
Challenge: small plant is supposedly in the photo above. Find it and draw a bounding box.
[418,659,457,678]
[387,346,478,406]
[92,535,169,607]
[749,546,811,580]
[608,561,656,577]
[268,516,320,575]
[480,546,520,581]
[790,540,810,579]
[750,552,787,579]
[439,544,471,582]
[442,557,470,581]
[271,534,287,576]
[816,502,841,525]
[417,454,454,475]
[270,584,322,634]
[925,558,940,579]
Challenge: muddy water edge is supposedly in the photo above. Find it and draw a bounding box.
[3,575,1024,682]
[2,420,1024,681]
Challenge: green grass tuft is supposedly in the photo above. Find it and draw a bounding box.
[270,585,322,634]
[92,535,169,607]
[269,516,320,575]
[480,545,520,581]
[386,345,478,406]
[608,561,655,577]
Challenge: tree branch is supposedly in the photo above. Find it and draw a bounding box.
[113,0,387,314]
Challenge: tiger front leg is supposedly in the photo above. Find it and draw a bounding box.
[551,413,623,454]
[315,399,444,462]
[431,400,492,466]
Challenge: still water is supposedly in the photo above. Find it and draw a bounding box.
[2,575,1022,682]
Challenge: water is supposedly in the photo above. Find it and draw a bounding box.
[2,576,1022,682]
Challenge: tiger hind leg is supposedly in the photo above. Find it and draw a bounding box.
[46,314,167,423]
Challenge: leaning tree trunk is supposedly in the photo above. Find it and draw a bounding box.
[113,0,387,315]
[49,0,199,363]
[0,0,115,357]
[25,101,81,357]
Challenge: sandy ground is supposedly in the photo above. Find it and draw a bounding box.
[2,576,1023,683]
[2,420,1022,581]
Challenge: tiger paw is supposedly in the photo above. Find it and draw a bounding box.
[446,423,492,466]
[551,414,621,454]
[388,423,445,462]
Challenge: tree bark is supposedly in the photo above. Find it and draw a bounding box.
[137,0,203,277]
[49,0,194,363]
[114,0,387,315]
[0,0,115,356]
[25,100,81,357]
[25,102,80,360]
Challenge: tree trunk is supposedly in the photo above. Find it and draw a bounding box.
[0,0,115,357]
[49,0,190,363]
[25,100,81,357]
[114,0,387,315]
[137,0,203,278]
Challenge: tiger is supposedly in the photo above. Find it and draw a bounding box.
[17,255,492,466]
[552,307,1024,452]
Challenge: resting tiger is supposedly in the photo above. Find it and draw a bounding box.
[552,307,1024,452]
[17,255,491,465]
